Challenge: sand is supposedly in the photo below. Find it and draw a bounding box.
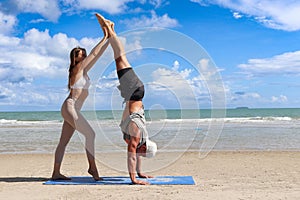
[0,151,299,200]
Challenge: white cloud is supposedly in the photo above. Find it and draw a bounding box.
[121,10,179,29]
[192,0,300,31]
[233,12,242,19]
[2,28,75,78]
[229,91,262,108]
[172,60,180,71]
[0,28,109,109]
[61,0,169,16]
[0,11,17,35]
[74,0,169,14]
[271,95,288,103]
[95,60,210,109]
[226,86,291,108]
[2,0,177,35]
[0,33,20,47]
[9,0,61,22]
[238,51,300,75]
[76,0,132,14]
[233,92,261,99]
[190,0,208,6]
[148,0,169,8]
[29,18,47,24]
[147,61,210,108]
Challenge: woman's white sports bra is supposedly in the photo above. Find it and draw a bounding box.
[70,75,91,89]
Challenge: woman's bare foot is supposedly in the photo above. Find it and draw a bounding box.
[51,173,71,180]
[105,20,115,32]
[88,168,103,181]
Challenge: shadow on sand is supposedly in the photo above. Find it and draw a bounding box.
[0,177,49,182]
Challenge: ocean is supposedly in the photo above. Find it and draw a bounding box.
[1,108,300,154]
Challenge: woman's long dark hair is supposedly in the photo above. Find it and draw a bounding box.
[68,47,87,90]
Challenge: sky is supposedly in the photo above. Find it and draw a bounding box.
[1,0,300,111]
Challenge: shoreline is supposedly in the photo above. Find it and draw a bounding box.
[1,148,300,155]
[0,151,299,200]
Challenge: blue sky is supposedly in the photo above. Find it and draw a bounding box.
[1,0,300,111]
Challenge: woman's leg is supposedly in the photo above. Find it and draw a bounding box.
[74,112,101,181]
[51,100,76,180]
[51,120,75,180]
[52,99,100,181]
[67,99,101,181]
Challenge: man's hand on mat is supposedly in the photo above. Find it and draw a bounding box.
[137,173,154,179]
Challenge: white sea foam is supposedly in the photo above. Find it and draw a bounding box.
[0,119,61,126]
[0,116,296,128]
[158,116,294,123]
[0,119,18,124]
[1,115,300,154]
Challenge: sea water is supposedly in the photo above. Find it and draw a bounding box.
[0,108,300,154]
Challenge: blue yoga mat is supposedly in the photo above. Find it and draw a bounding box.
[44,176,195,185]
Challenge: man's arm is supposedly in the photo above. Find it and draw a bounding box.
[136,156,153,178]
[127,137,149,185]
[127,122,149,185]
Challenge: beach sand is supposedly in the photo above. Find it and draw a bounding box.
[0,151,299,200]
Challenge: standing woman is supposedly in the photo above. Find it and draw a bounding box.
[51,14,109,181]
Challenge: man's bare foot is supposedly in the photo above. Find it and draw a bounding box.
[88,169,103,181]
[104,20,116,37]
[95,13,115,37]
[51,173,71,180]
[95,13,106,26]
